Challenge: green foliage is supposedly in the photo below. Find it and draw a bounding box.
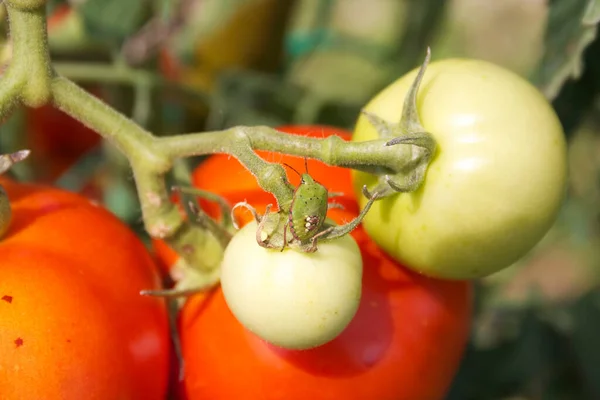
[76,0,149,45]
[532,0,600,100]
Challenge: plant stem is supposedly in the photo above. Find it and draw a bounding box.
[0,69,25,120]
[51,76,162,164]
[159,128,407,172]
[54,63,156,86]
[54,62,209,104]
[0,0,439,293]
[6,2,52,107]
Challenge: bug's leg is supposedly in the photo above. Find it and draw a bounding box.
[322,190,381,241]
[306,227,335,253]
[328,191,345,198]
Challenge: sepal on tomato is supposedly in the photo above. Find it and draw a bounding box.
[359,48,437,199]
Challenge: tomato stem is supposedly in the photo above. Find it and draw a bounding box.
[4,1,53,107]
[359,48,437,197]
[0,1,439,291]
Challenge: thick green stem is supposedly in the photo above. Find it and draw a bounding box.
[0,69,25,120]
[51,76,223,272]
[51,76,164,166]
[156,125,418,208]
[133,166,223,272]
[160,128,406,173]
[6,2,52,107]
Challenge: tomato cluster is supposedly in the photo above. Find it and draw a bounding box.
[3,53,567,399]
[156,126,473,400]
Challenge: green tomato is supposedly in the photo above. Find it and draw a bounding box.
[352,58,567,280]
[220,220,363,350]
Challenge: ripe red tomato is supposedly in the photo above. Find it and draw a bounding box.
[156,126,472,399]
[0,178,171,399]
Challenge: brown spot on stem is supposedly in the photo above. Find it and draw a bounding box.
[1,295,12,303]
[14,338,23,348]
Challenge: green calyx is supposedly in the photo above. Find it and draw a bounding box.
[361,48,437,198]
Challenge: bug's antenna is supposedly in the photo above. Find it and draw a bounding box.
[304,157,309,174]
[282,163,302,178]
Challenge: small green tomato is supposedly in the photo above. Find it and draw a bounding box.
[220,220,363,350]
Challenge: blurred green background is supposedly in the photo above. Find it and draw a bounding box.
[1,1,600,398]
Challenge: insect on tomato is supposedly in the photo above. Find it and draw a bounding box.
[153,125,473,400]
[283,160,330,251]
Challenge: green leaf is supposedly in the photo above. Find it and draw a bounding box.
[76,0,149,45]
[583,0,600,24]
[532,0,600,99]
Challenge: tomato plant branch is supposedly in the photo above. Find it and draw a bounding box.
[53,62,209,104]
[51,76,225,274]
[6,1,52,107]
[159,129,408,173]
[0,70,24,120]
[0,0,440,292]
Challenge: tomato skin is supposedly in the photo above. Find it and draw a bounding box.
[162,125,473,400]
[352,59,567,279]
[0,178,170,399]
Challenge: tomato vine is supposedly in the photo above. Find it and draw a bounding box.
[0,0,440,293]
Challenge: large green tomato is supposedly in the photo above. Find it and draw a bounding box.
[352,58,567,280]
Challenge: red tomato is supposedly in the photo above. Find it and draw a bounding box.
[0,178,171,399]
[155,126,472,399]
[180,223,471,400]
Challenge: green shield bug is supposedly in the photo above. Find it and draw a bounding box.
[283,160,329,248]
[231,159,381,254]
